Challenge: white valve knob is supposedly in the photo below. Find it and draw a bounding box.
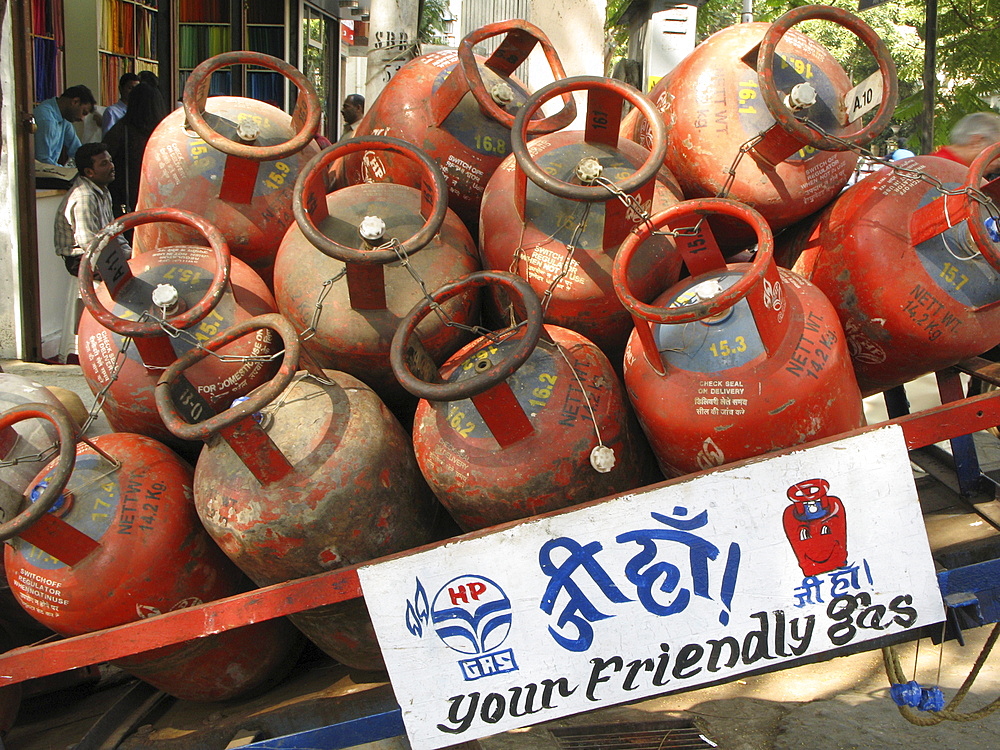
[785,82,817,111]
[590,445,616,473]
[235,120,260,143]
[576,157,603,184]
[359,215,386,242]
[672,278,725,307]
[151,284,180,310]
[491,82,514,106]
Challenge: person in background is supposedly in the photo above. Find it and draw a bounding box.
[137,70,159,89]
[53,142,132,277]
[137,70,167,107]
[337,94,365,143]
[80,104,106,144]
[33,84,96,166]
[102,73,140,137]
[104,82,169,216]
[891,148,916,161]
[931,112,1000,167]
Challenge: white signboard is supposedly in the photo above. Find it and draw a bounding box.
[359,426,943,750]
[845,70,884,123]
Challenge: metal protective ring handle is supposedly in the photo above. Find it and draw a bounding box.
[757,4,898,152]
[79,207,230,338]
[390,271,543,402]
[966,141,1000,272]
[183,51,322,161]
[154,313,300,442]
[459,19,575,134]
[512,75,667,202]
[0,403,77,541]
[291,136,448,264]
[613,198,774,324]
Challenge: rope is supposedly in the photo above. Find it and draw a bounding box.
[882,622,1000,725]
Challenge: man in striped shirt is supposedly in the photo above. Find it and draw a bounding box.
[53,142,132,277]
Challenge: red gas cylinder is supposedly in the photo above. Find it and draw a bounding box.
[777,144,1000,395]
[344,20,576,234]
[392,271,660,531]
[621,5,897,248]
[135,52,322,286]
[0,403,301,701]
[77,208,279,450]
[155,314,440,671]
[613,198,864,477]
[274,136,481,413]
[480,75,684,362]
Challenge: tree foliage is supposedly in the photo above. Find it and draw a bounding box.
[609,0,1000,152]
[418,0,451,45]
[932,0,1000,138]
[605,0,633,74]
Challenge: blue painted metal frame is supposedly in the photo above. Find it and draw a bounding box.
[239,708,405,749]
[938,558,1000,634]
[883,370,990,497]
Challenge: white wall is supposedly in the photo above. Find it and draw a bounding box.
[529,0,605,129]
[527,0,606,82]
[36,193,75,361]
[344,53,368,97]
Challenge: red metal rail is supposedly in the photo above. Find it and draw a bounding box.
[0,361,998,687]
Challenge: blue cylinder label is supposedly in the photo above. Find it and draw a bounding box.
[10,453,121,572]
[442,339,567,442]
[912,182,1000,310]
[655,273,765,374]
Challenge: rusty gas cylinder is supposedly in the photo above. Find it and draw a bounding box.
[135,52,322,285]
[344,20,576,235]
[778,143,1000,394]
[77,208,279,451]
[620,5,897,249]
[0,403,301,701]
[614,197,864,476]
[480,75,684,363]
[274,136,481,414]
[392,270,660,530]
[155,314,441,671]
[0,374,73,641]
[0,374,73,518]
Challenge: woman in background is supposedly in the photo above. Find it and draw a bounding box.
[104,82,169,217]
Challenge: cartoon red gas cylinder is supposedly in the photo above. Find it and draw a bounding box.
[782,478,848,576]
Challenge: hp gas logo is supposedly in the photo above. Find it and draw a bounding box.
[430,574,518,681]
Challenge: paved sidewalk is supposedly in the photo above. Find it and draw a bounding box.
[474,624,1000,749]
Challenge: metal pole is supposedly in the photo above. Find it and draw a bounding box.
[921,0,938,153]
[741,0,754,23]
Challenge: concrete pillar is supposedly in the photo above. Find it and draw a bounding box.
[528,0,606,81]
[364,0,420,105]
[525,0,607,130]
